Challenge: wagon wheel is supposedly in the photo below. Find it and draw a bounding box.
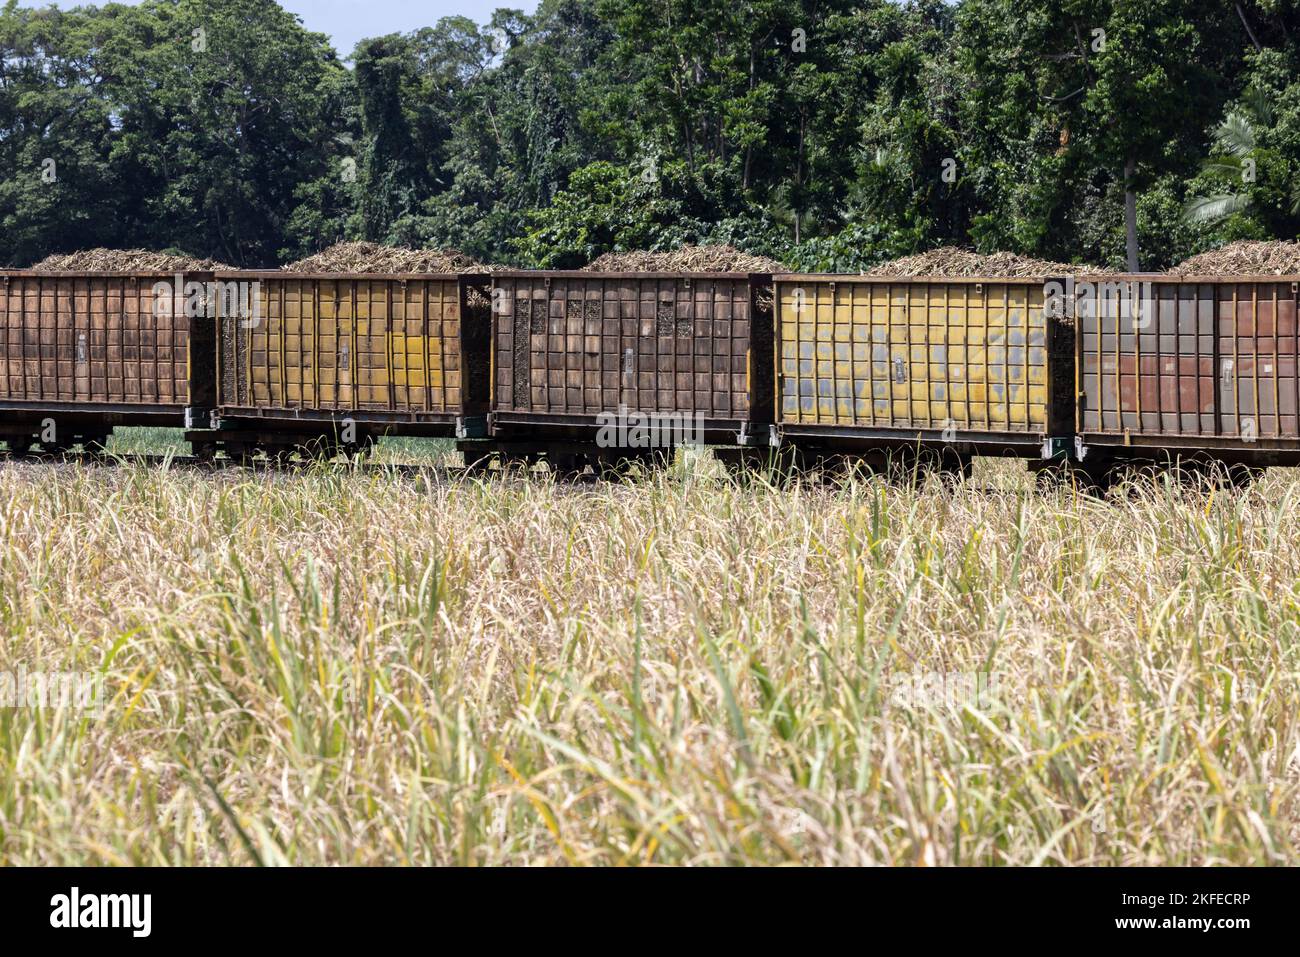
[1189,461,1265,491]
[340,433,375,460]
[826,454,885,484]
[1154,459,1207,490]
[190,440,218,464]
[495,453,536,475]
[613,447,672,478]
[639,447,674,469]
[723,456,754,478]
[1063,462,1116,496]
[1226,464,1266,490]
[461,451,496,476]
[267,447,302,469]
[544,453,587,482]
[79,433,112,454]
[216,442,257,467]
[594,449,662,480]
[928,454,973,489]
[882,454,931,487]
[713,448,760,478]
[294,435,340,461]
[804,453,848,484]
[727,446,799,482]
[1031,461,1074,492]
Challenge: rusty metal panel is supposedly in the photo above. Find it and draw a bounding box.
[0,271,194,407]
[218,273,483,418]
[1078,277,1300,443]
[773,276,1059,435]
[491,272,767,422]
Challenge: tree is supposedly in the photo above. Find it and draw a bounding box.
[513,161,670,267]
[351,19,492,243]
[4,0,1300,270]
[0,2,123,264]
[1184,51,1300,239]
[1072,1,1243,270]
[0,0,355,267]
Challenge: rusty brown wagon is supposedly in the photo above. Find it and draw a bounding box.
[1073,273,1300,486]
[480,271,774,473]
[195,271,491,460]
[0,270,215,453]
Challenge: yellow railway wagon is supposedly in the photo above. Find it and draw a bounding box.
[209,272,490,453]
[771,275,1074,459]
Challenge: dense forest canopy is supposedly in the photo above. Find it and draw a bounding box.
[0,0,1297,270]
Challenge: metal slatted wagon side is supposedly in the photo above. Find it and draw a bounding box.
[1073,272,1300,486]
[474,270,774,474]
[0,269,215,453]
[766,273,1076,477]
[192,271,491,461]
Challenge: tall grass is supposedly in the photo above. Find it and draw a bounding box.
[105,427,454,465]
[0,452,1296,864]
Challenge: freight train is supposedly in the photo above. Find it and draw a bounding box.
[2,265,1297,489]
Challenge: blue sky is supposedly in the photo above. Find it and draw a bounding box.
[43,1,539,59]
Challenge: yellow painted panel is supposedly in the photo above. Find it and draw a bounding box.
[244,279,462,413]
[776,279,1054,432]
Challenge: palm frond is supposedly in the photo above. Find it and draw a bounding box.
[1242,84,1275,127]
[1213,111,1257,158]
[1182,192,1250,225]
[870,146,898,170]
[1200,159,1244,177]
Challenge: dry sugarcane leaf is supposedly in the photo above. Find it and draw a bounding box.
[864,246,1108,278]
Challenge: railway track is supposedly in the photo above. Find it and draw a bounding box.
[2,447,1254,497]
[0,448,613,481]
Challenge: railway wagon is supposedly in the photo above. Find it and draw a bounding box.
[197,271,491,460]
[1073,273,1300,485]
[768,274,1074,475]
[482,271,774,472]
[0,270,215,453]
